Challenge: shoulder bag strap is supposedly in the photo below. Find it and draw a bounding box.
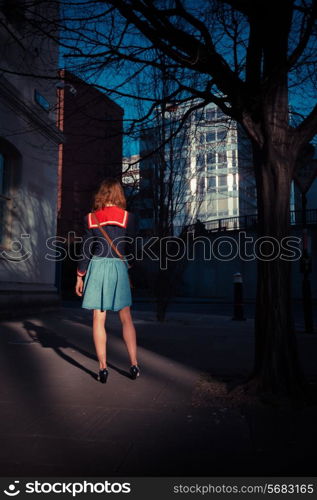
[92,211,130,267]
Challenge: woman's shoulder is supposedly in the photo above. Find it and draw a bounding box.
[86,206,131,229]
[86,205,131,214]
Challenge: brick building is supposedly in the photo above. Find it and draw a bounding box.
[56,70,124,293]
[57,70,124,237]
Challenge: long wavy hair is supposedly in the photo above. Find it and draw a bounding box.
[93,178,126,211]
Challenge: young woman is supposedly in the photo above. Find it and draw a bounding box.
[75,178,139,383]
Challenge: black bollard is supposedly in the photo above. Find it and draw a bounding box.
[232,272,246,321]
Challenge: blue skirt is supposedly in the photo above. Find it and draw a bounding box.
[82,256,132,312]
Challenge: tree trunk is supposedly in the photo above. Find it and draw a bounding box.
[251,143,306,397]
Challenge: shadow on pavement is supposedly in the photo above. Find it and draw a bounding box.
[23,320,97,380]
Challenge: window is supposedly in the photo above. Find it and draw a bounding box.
[207,151,216,164]
[206,131,216,143]
[217,108,226,120]
[194,110,204,122]
[217,129,227,142]
[205,108,216,121]
[217,152,226,164]
[0,142,18,246]
[199,133,205,144]
[218,175,227,187]
[207,176,217,189]
[34,89,50,112]
[196,154,205,168]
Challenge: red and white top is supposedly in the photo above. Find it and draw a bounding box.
[87,206,129,229]
[76,206,136,277]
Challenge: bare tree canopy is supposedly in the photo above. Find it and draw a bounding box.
[48,0,317,144]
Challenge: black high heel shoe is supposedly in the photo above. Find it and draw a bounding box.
[130,365,140,379]
[97,368,108,383]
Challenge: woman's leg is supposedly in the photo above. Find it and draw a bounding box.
[119,306,138,366]
[93,309,107,370]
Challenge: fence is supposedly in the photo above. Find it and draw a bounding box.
[188,209,317,233]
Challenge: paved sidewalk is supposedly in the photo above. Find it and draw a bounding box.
[0,305,316,476]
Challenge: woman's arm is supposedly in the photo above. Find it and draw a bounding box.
[124,212,141,269]
[75,215,94,295]
[75,276,84,297]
